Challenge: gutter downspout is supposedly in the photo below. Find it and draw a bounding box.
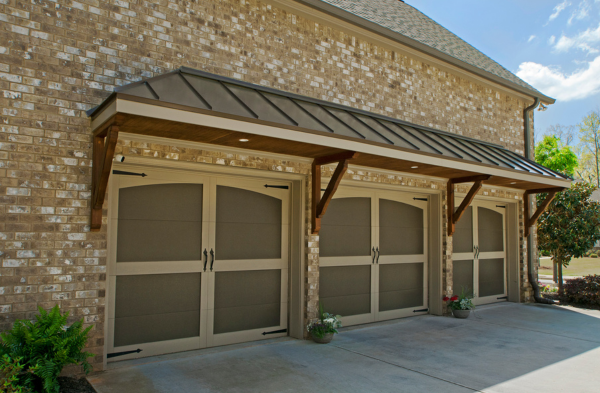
[524,98,555,304]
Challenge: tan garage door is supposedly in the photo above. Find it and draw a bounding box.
[108,170,289,360]
[452,201,507,306]
[319,187,428,326]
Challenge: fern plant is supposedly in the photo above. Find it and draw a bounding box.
[0,306,94,393]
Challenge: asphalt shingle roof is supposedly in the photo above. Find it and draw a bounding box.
[318,0,544,97]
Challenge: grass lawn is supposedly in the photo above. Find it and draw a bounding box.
[539,257,600,276]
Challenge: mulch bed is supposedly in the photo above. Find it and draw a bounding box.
[542,293,600,311]
[58,377,97,393]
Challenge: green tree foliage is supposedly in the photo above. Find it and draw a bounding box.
[537,182,600,292]
[577,110,600,186]
[0,306,94,393]
[534,135,578,176]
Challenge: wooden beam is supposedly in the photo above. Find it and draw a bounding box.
[524,190,557,237]
[453,180,484,225]
[316,159,349,218]
[313,151,359,166]
[311,152,358,234]
[447,178,455,237]
[311,161,322,234]
[451,174,492,184]
[447,175,491,236]
[90,125,119,231]
[523,187,566,194]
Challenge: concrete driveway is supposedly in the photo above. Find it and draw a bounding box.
[90,303,600,393]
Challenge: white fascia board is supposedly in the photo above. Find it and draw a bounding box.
[104,99,570,188]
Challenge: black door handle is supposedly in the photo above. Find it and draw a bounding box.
[375,247,380,264]
[372,247,376,264]
[203,249,208,271]
[210,249,215,271]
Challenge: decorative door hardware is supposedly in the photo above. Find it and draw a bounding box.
[262,329,287,335]
[264,184,289,189]
[413,197,428,201]
[209,249,215,271]
[203,249,208,272]
[372,247,376,264]
[375,247,380,264]
[112,170,147,177]
[107,348,142,358]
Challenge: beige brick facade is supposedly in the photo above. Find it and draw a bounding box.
[0,0,538,370]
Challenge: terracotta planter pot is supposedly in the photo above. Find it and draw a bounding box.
[312,333,334,344]
[452,309,471,319]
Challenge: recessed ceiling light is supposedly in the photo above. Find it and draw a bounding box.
[411,166,418,169]
[239,139,249,142]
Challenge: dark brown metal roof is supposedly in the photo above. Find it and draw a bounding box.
[87,67,569,181]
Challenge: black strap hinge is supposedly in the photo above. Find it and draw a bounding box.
[413,197,428,201]
[497,296,508,300]
[107,349,142,358]
[113,170,147,177]
[264,184,289,189]
[496,205,506,208]
[262,328,287,336]
[413,308,429,313]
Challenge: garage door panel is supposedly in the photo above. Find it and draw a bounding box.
[117,220,202,262]
[320,197,371,257]
[479,258,505,297]
[378,263,424,312]
[320,265,371,316]
[213,270,281,334]
[114,311,200,347]
[453,260,474,296]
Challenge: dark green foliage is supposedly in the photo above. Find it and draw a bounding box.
[0,306,94,393]
[560,275,600,307]
[0,354,30,393]
[537,182,600,268]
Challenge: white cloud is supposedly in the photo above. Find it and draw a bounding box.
[516,57,600,101]
[553,23,600,53]
[528,35,536,42]
[549,35,557,44]
[568,0,590,24]
[548,0,571,22]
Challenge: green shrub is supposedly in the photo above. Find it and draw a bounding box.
[560,275,600,307]
[0,355,30,393]
[0,306,94,393]
[591,254,598,258]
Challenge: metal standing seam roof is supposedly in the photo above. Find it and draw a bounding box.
[87,67,569,182]
[296,0,551,102]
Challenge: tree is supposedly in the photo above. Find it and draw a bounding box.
[544,124,575,146]
[534,135,578,177]
[537,182,600,292]
[577,110,600,187]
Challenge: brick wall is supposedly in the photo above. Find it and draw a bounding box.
[0,0,535,370]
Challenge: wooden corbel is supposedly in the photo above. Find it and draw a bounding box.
[311,151,359,234]
[523,187,565,237]
[447,175,491,236]
[90,124,119,231]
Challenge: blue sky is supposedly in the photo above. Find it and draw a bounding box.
[407,0,600,143]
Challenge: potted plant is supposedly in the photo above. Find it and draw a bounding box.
[307,303,342,344]
[444,288,475,318]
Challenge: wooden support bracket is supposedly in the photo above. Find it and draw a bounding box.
[523,189,562,237]
[311,151,359,234]
[90,124,119,231]
[447,175,491,236]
